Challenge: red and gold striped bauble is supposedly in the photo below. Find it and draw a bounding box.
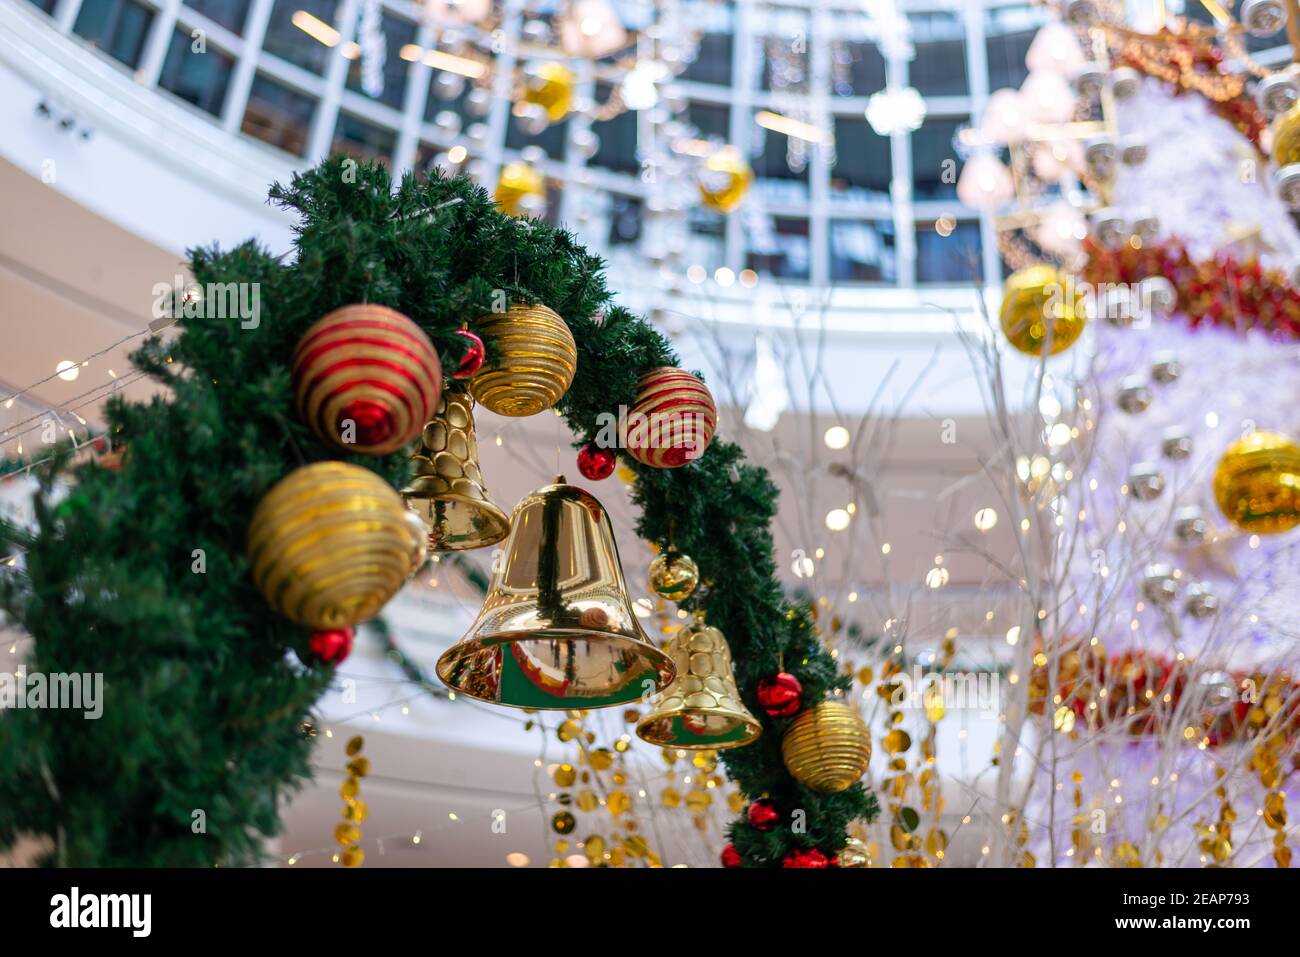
[291,304,442,456]
[625,367,717,468]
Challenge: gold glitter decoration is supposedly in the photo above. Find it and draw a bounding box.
[493,161,546,218]
[334,736,369,867]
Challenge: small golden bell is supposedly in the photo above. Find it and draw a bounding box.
[401,388,510,551]
[636,620,761,750]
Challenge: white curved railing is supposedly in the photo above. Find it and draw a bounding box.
[0,0,296,254]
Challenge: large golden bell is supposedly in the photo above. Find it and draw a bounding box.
[437,478,675,709]
[636,618,762,749]
[401,388,510,551]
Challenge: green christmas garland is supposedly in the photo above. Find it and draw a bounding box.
[0,158,876,867]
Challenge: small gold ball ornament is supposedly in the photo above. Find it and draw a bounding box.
[1212,430,1300,534]
[999,264,1087,356]
[494,161,546,217]
[468,303,577,416]
[648,550,700,601]
[698,146,753,213]
[247,462,423,629]
[781,700,872,792]
[522,62,575,122]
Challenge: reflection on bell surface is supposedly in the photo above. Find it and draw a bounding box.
[636,618,762,749]
[401,388,510,552]
[437,477,675,709]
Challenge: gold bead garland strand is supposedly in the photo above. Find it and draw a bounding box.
[540,709,666,867]
[335,736,369,867]
[1194,769,1236,866]
[530,599,747,866]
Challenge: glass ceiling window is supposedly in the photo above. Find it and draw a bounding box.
[41,0,1296,291]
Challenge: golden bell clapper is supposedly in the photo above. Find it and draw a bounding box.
[437,478,675,709]
[469,303,578,417]
[401,387,510,551]
[247,462,424,630]
[1212,430,1300,534]
[636,618,762,749]
[999,264,1087,356]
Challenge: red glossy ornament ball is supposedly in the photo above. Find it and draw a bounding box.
[625,366,717,468]
[291,304,442,456]
[757,671,803,717]
[309,627,354,664]
[720,844,742,868]
[576,442,617,480]
[783,847,831,868]
[747,799,780,832]
[452,328,486,380]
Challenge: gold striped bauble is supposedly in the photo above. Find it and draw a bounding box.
[780,700,872,793]
[999,264,1086,357]
[468,303,577,417]
[248,462,423,629]
[625,367,717,468]
[291,304,442,456]
[1212,430,1300,534]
